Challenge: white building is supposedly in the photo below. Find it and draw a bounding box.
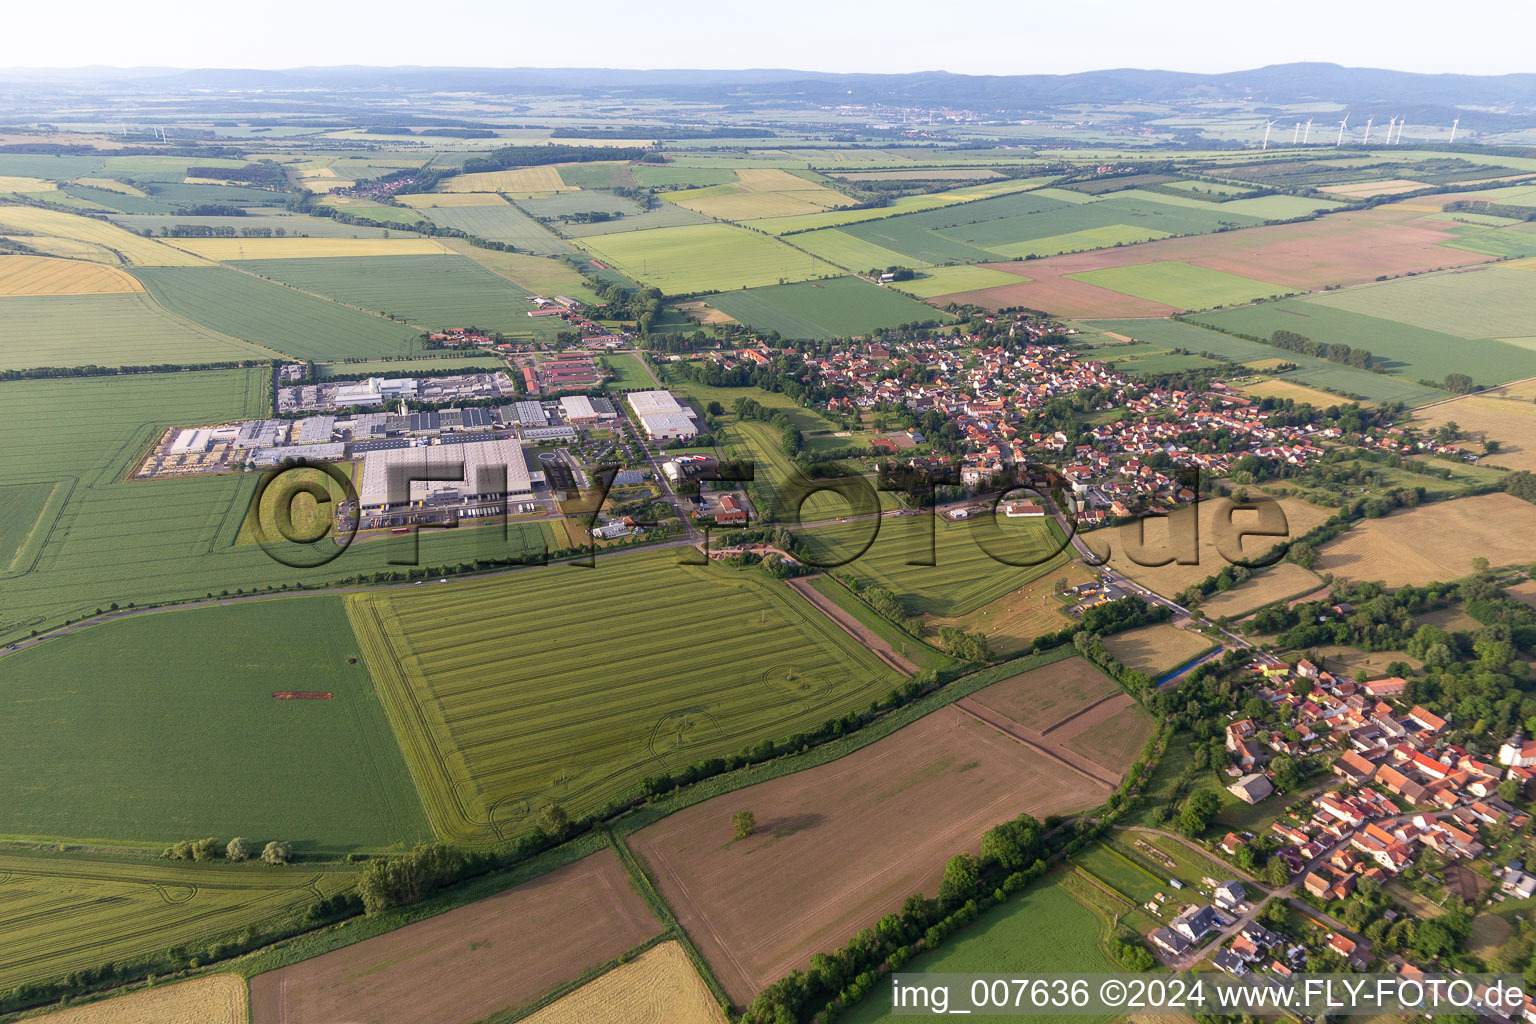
[628,390,686,417]
[358,438,533,513]
[168,428,213,455]
[560,395,601,424]
[639,411,698,442]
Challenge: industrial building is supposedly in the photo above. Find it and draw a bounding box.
[627,390,699,441]
[357,438,534,517]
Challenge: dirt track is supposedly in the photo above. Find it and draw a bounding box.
[249,849,659,1024]
[786,576,918,674]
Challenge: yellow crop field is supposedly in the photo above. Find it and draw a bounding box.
[440,166,575,192]
[72,177,147,196]
[1243,377,1364,407]
[1084,496,1332,598]
[667,167,856,222]
[522,942,725,1024]
[163,237,452,260]
[1195,561,1325,619]
[1315,493,1536,586]
[24,975,247,1024]
[1101,623,1215,675]
[0,206,208,266]
[1414,385,1536,472]
[0,254,143,295]
[397,192,510,208]
[0,176,57,192]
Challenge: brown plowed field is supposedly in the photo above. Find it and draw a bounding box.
[934,207,1494,316]
[249,849,659,1024]
[961,656,1119,732]
[630,703,1106,1005]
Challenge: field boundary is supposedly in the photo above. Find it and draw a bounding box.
[952,699,1118,788]
[786,574,917,673]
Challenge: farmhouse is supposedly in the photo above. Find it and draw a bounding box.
[1228,773,1273,804]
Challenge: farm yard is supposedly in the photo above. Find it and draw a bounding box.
[630,690,1115,1004]
[521,941,727,1024]
[575,223,840,293]
[22,975,248,1024]
[705,276,952,340]
[132,265,421,360]
[0,851,355,990]
[1100,623,1217,676]
[248,849,660,1024]
[345,551,902,842]
[0,598,430,850]
[1314,493,1536,586]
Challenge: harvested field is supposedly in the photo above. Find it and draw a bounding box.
[24,975,247,1024]
[164,237,450,260]
[631,704,1108,1004]
[939,207,1495,317]
[927,559,1094,656]
[439,166,577,192]
[1415,386,1536,472]
[0,175,55,192]
[521,941,726,1024]
[0,205,208,266]
[1311,646,1422,677]
[0,254,141,295]
[1197,562,1325,619]
[249,849,659,1024]
[1505,579,1536,610]
[1101,623,1216,675]
[1314,493,1536,586]
[1242,377,1361,407]
[1083,496,1332,599]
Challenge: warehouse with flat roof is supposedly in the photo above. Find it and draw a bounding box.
[627,389,685,416]
[358,438,533,514]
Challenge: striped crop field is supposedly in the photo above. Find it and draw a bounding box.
[0,254,142,295]
[0,291,273,369]
[396,191,510,208]
[439,166,576,192]
[0,206,208,266]
[0,176,56,192]
[345,551,903,842]
[575,222,839,293]
[162,237,451,260]
[0,852,354,990]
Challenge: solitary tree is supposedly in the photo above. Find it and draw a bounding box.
[226,837,252,862]
[538,803,570,841]
[731,809,756,840]
[261,840,294,866]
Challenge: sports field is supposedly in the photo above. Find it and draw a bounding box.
[840,880,1120,1024]
[521,941,726,1024]
[705,276,951,340]
[1314,493,1536,586]
[631,688,1111,1004]
[133,265,422,360]
[1101,623,1217,675]
[346,551,902,842]
[230,254,564,335]
[0,851,354,990]
[0,205,209,266]
[1195,561,1326,618]
[0,598,430,850]
[800,514,1073,617]
[1067,261,1287,309]
[0,290,275,369]
[249,849,659,1024]
[23,975,247,1024]
[575,223,840,293]
[0,254,141,294]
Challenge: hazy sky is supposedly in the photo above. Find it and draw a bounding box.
[13,0,1536,75]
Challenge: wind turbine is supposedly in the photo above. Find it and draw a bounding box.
[1336,115,1349,146]
[1395,118,1406,144]
[1449,118,1460,143]
[1385,116,1396,144]
[1362,117,1373,144]
[1303,119,1313,144]
[1293,122,1301,144]
[1262,119,1277,150]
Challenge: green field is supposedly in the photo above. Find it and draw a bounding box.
[705,276,952,340]
[346,551,903,842]
[1191,298,1536,385]
[0,851,355,990]
[443,244,602,303]
[1306,264,1536,343]
[802,514,1073,617]
[658,366,839,436]
[628,164,735,189]
[317,355,505,378]
[0,598,430,851]
[841,880,1121,1024]
[414,202,575,254]
[780,227,926,271]
[1440,224,1536,258]
[558,201,713,237]
[574,223,840,293]
[0,291,273,369]
[513,190,644,219]
[719,418,883,522]
[0,481,54,570]
[107,212,412,238]
[230,254,567,337]
[602,351,654,389]
[1068,261,1288,309]
[132,266,421,360]
[0,370,561,647]
[892,264,1026,298]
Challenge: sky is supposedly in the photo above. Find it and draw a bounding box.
[10,0,1536,76]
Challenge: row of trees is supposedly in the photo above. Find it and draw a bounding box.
[161,837,292,864]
